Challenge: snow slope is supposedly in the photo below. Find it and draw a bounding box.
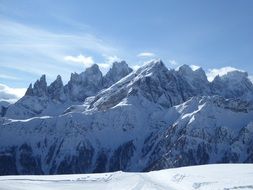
[0,164,252,190]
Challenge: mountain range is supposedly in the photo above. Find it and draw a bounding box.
[0,59,253,175]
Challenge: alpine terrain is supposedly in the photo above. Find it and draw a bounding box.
[0,60,253,175]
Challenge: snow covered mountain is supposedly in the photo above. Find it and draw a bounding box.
[4,61,133,119]
[0,59,253,175]
[211,70,253,100]
[0,164,252,190]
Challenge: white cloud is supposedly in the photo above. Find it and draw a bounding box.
[169,59,178,65]
[0,74,20,80]
[64,54,122,74]
[206,67,243,81]
[0,18,119,82]
[190,65,200,71]
[97,55,122,74]
[104,55,121,63]
[0,19,117,55]
[0,83,26,103]
[137,52,155,57]
[64,54,94,67]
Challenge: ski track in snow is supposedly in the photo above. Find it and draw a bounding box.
[0,164,252,190]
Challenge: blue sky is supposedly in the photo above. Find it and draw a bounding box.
[0,0,253,100]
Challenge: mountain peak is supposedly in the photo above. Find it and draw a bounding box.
[112,60,126,66]
[69,64,102,84]
[85,64,100,73]
[146,59,164,67]
[220,70,248,81]
[212,70,249,84]
[111,60,131,72]
[56,75,62,81]
[211,70,253,99]
[103,61,133,88]
[83,64,103,81]
[66,64,103,102]
[178,64,208,82]
[195,67,206,75]
[138,59,167,74]
[178,64,193,73]
[48,75,65,101]
[40,74,46,83]
[25,83,34,96]
[28,74,48,97]
[50,75,63,87]
[84,64,103,81]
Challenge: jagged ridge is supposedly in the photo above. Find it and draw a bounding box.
[5,61,133,119]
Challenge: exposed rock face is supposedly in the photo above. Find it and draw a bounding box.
[177,64,211,96]
[31,75,48,97]
[103,61,133,88]
[66,64,103,102]
[1,94,252,175]
[4,61,133,119]
[211,70,253,100]
[0,101,9,117]
[88,60,185,110]
[142,96,253,171]
[48,75,66,102]
[0,59,253,175]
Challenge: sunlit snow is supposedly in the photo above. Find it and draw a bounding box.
[0,164,252,190]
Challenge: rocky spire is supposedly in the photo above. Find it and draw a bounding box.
[103,61,133,87]
[25,83,34,96]
[66,64,103,102]
[83,64,103,86]
[25,75,48,97]
[33,75,48,97]
[178,64,193,74]
[48,75,66,102]
[177,64,210,95]
[178,64,207,81]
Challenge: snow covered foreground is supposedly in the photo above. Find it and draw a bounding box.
[0,164,252,190]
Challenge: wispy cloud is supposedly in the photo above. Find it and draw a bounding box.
[0,18,119,83]
[0,74,20,80]
[0,83,26,103]
[104,55,121,63]
[98,55,121,74]
[0,19,117,54]
[64,53,122,74]
[137,52,155,57]
[168,59,178,65]
[206,67,243,81]
[64,54,94,67]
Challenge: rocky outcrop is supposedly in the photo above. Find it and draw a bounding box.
[0,101,9,117]
[211,70,253,100]
[103,61,133,88]
[66,64,103,102]
[48,75,66,102]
